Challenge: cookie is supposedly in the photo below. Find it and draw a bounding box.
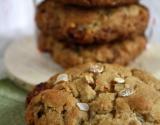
[38,34,146,68]
[26,63,160,125]
[56,0,138,7]
[36,0,149,44]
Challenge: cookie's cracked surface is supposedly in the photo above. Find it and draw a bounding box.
[26,63,160,125]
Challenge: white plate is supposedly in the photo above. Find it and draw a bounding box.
[4,37,63,91]
[129,43,160,79]
[4,37,160,91]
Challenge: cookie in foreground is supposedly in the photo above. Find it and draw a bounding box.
[26,63,160,125]
[36,0,149,44]
[38,34,147,68]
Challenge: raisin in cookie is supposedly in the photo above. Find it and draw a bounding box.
[26,63,160,125]
[56,0,138,7]
[36,0,149,44]
[38,34,146,68]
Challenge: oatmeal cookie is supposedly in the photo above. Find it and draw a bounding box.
[38,34,146,68]
[56,0,138,7]
[26,63,160,125]
[36,0,149,44]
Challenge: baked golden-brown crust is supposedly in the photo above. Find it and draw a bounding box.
[26,63,160,125]
[26,83,53,106]
[38,34,146,68]
[56,0,138,7]
[36,0,149,44]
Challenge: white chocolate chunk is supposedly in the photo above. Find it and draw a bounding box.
[90,64,104,73]
[114,77,125,84]
[119,88,134,97]
[77,103,89,111]
[55,73,69,84]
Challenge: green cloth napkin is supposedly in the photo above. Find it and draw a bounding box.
[0,79,27,125]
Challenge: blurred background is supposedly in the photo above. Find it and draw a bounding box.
[0,0,42,37]
[0,0,159,78]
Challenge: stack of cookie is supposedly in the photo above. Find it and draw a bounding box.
[36,0,149,68]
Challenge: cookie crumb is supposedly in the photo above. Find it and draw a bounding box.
[114,84,125,92]
[70,23,76,28]
[85,74,94,84]
[135,113,145,123]
[55,74,69,84]
[89,64,104,73]
[76,103,89,111]
[114,77,125,84]
[118,88,134,97]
